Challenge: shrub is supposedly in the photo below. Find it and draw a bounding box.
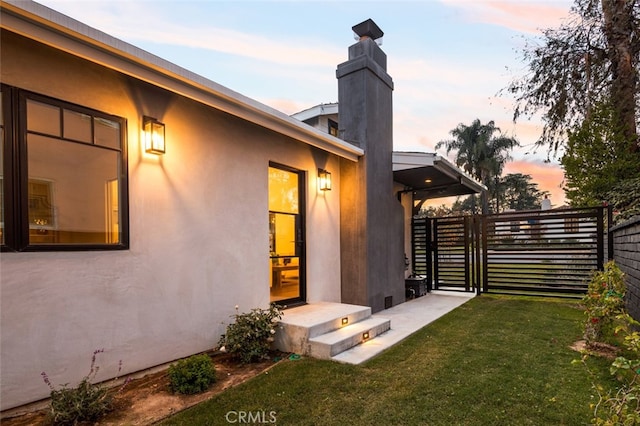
[582,261,626,344]
[589,313,640,425]
[41,349,127,425]
[168,354,216,395]
[576,261,640,424]
[218,304,283,363]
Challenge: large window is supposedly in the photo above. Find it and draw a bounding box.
[1,85,128,251]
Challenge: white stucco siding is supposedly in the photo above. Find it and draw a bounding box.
[0,31,342,410]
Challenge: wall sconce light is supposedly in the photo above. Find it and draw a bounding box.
[341,317,349,326]
[318,168,332,191]
[143,116,166,154]
[362,331,370,341]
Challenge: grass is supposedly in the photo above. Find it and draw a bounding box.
[161,295,616,425]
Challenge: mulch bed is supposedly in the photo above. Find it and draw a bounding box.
[2,351,288,426]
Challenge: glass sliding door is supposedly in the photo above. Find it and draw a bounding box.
[268,164,305,304]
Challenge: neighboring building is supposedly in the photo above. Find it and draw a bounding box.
[0,2,482,411]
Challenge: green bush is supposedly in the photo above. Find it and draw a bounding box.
[576,261,640,424]
[218,304,283,363]
[168,354,216,395]
[47,378,112,425]
[41,349,127,425]
[588,313,640,425]
[582,261,626,344]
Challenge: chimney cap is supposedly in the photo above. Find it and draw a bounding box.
[352,19,383,40]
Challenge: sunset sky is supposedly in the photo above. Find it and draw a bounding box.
[39,0,574,206]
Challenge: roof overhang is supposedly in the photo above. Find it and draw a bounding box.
[0,1,364,162]
[292,103,339,122]
[393,151,486,200]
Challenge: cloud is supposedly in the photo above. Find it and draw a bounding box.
[260,98,311,116]
[439,0,573,34]
[504,160,566,205]
[40,0,343,67]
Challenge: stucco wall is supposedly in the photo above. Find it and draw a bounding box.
[0,31,342,410]
[611,217,640,321]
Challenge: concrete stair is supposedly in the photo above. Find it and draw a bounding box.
[273,302,391,360]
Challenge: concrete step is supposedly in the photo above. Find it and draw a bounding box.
[274,302,375,356]
[308,316,391,359]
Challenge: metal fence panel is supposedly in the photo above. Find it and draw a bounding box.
[412,206,610,298]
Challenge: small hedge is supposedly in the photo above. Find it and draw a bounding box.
[218,304,283,363]
[168,354,216,395]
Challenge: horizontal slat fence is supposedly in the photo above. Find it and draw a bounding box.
[411,206,609,298]
[482,207,606,297]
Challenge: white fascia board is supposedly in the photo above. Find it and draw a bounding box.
[1,1,363,161]
[432,156,487,192]
[292,103,339,121]
[392,151,437,171]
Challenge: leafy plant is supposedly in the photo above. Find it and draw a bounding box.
[41,349,128,425]
[218,304,283,363]
[587,313,640,425]
[576,261,640,424]
[608,177,640,225]
[562,102,640,211]
[582,261,626,344]
[168,354,216,395]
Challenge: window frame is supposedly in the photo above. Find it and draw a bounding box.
[1,84,129,252]
[328,119,339,137]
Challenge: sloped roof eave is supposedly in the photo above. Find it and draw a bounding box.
[0,0,364,162]
[393,151,487,199]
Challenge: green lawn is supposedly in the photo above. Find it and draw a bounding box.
[161,295,615,425]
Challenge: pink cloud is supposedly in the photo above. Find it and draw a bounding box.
[504,160,566,206]
[263,98,310,115]
[440,0,573,34]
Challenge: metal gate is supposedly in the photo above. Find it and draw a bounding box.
[411,206,611,297]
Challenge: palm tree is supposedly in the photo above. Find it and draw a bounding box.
[435,119,519,214]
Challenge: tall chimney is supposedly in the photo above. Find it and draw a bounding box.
[337,19,405,312]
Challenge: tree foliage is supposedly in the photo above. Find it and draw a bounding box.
[452,173,549,215]
[499,173,550,212]
[608,177,640,224]
[436,119,519,183]
[505,0,639,153]
[416,204,453,218]
[562,101,640,209]
[436,119,519,213]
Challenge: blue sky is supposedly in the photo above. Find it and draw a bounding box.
[38,0,573,205]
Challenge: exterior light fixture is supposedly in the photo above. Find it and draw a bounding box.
[318,168,332,191]
[362,331,370,340]
[143,116,165,154]
[424,178,432,184]
[341,317,349,326]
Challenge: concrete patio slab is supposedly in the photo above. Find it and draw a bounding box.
[331,290,475,364]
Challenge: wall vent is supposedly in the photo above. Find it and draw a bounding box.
[384,296,393,309]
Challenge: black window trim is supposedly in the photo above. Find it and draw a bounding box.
[1,84,130,252]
